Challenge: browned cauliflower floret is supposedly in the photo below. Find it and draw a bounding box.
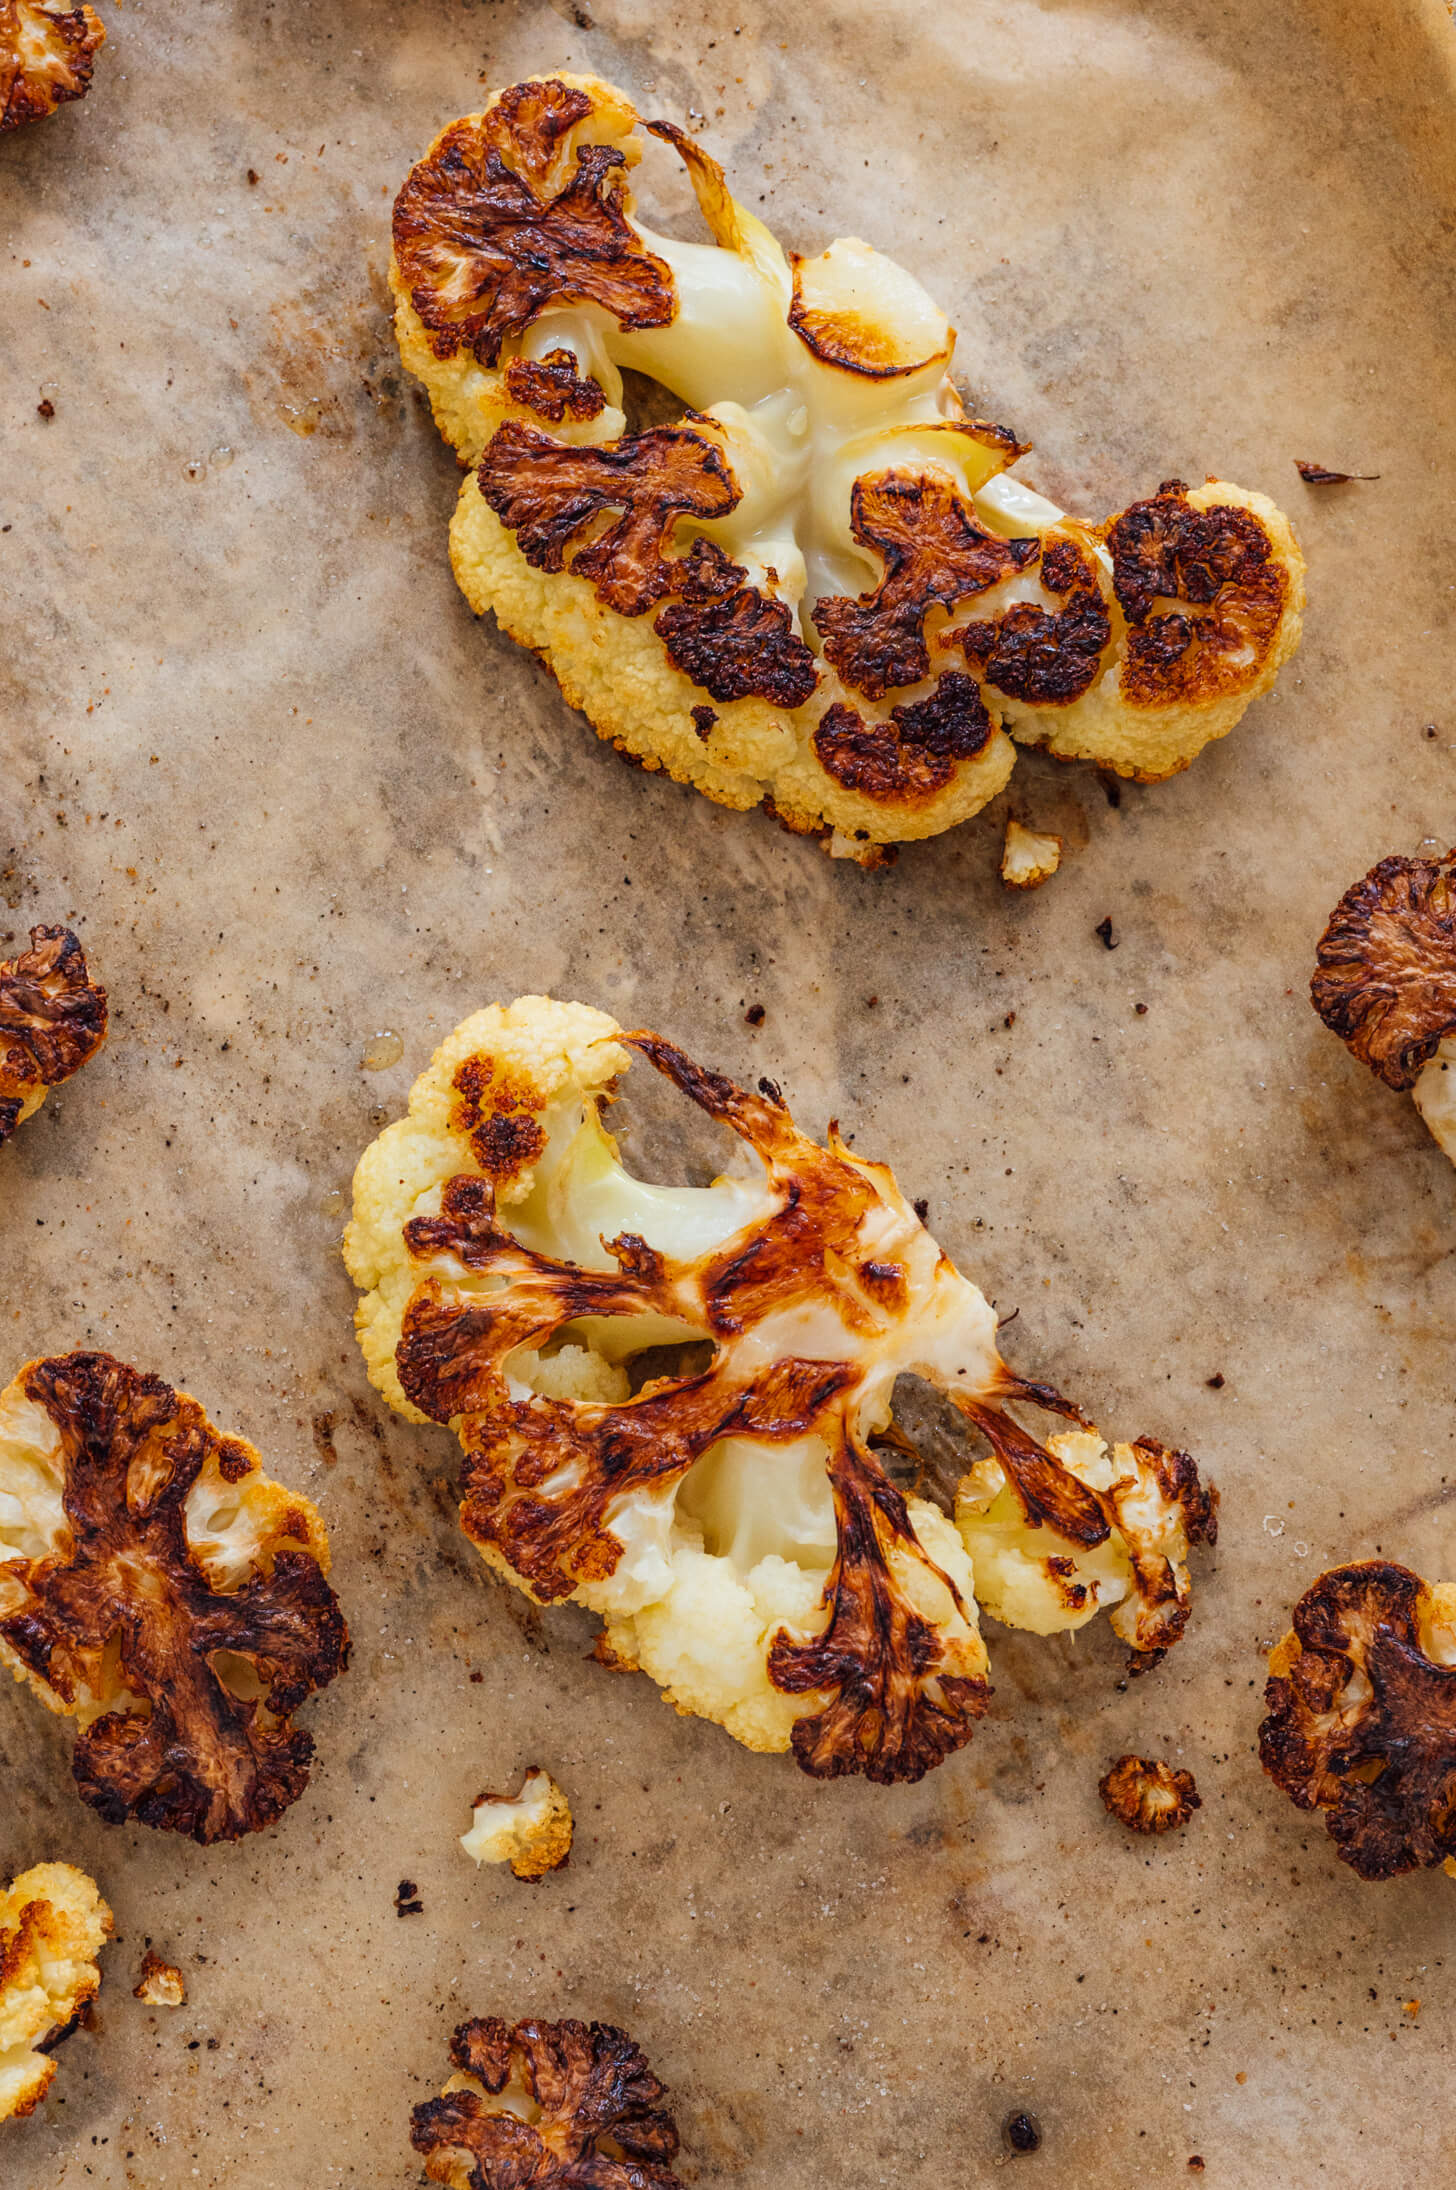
[1259,1561,1456,1882]
[410,2016,685,2190]
[462,1768,573,1880]
[0,1861,111,2123]
[0,1351,349,1843]
[1311,847,1456,1163]
[133,1949,185,2007]
[0,927,107,1147]
[1099,1752,1200,1834]
[0,1,104,132]
[346,997,1216,1786]
[389,74,1305,864]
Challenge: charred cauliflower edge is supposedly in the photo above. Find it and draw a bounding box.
[411,2016,686,2190]
[0,927,107,1148]
[388,72,1305,864]
[1259,1560,1456,1883]
[0,2,106,133]
[0,1351,350,1844]
[0,1861,111,2123]
[345,996,1216,1787]
[1311,845,1456,1165]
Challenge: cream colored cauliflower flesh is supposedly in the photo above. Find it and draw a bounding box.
[346,997,1214,1783]
[390,74,1304,861]
[0,1862,111,2123]
[462,1768,573,1879]
[1000,819,1063,890]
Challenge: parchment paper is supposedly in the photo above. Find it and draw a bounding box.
[4,2,1456,2183]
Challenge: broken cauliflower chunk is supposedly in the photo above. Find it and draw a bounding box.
[0,927,107,1147]
[133,1949,185,2007]
[345,996,1215,1785]
[412,2016,685,2190]
[0,1862,111,2123]
[1099,1753,1200,1834]
[0,1351,349,1843]
[0,2,105,132]
[462,1768,572,1880]
[1000,819,1062,890]
[1311,846,1456,1165]
[388,74,1304,865]
[1260,1560,1456,1882]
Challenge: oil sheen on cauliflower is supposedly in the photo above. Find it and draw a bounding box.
[389,74,1304,863]
[0,1861,111,2122]
[345,996,1215,1784]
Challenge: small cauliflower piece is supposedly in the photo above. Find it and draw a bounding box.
[462,1768,572,1881]
[0,926,107,1147]
[0,0,104,131]
[133,1949,185,2008]
[1311,846,1456,1165]
[346,996,1215,1785]
[389,75,1304,864]
[1260,1561,1456,1882]
[0,1351,349,1843]
[411,2016,685,2190]
[0,1861,111,2123]
[1099,1753,1200,1834]
[1000,819,1062,890]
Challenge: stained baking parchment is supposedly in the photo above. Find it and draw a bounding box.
[4,1,1456,2183]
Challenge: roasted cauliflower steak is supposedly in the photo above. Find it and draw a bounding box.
[1260,1560,1456,1882]
[1311,846,1456,1165]
[411,2016,686,2190]
[389,73,1304,862]
[0,1861,111,2123]
[346,996,1215,1785]
[0,1351,349,1843]
[0,927,107,1147]
[0,1,105,132]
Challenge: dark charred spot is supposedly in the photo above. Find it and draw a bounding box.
[956,535,1113,706]
[1002,2111,1042,2155]
[410,2017,685,2190]
[2,2,106,131]
[656,558,818,707]
[690,703,718,740]
[0,926,108,1146]
[812,471,1038,699]
[1259,1560,1456,1880]
[1310,848,1456,1090]
[1295,459,1378,485]
[1099,1752,1201,1833]
[1107,486,1288,709]
[451,1053,548,1182]
[0,1352,348,1844]
[812,674,995,804]
[392,80,676,366]
[504,348,607,422]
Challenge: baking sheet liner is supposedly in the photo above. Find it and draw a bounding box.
[3,1,1456,2182]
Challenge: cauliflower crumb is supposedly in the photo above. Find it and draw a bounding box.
[346,995,1216,1784]
[462,1768,573,1881]
[0,1862,111,2122]
[1099,1753,1200,1833]
[0,1,105,132]
[412,2016,685,2189]
[132,1949,185,2008]
[1261,1561,1456,1880]
[1000,819,1063,890]
[390,75,1304,863]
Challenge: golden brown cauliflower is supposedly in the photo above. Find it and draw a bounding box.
[0,1862,111,2123]
[0,1351,349,1842]
[345,997,1215,1784]
[132,1949,185,2007]
[1099,1752,1200,1834]
[389,74,1304,863]
[0,1,104,132]
[0,927,107,1147]
[411,2016,685,2190]
[462,1768,573,1880]
[1311,847,1456,1163]
[1260,1560,1456,1882]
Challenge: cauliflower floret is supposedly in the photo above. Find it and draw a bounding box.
[1099,1753,1200,1835]
[389,75,1303,863]
[346,995,1215,1783]
[0,1862,111,2122]
[1260,1562,1456,1881]
[0,927,107,1148]
[0,1351,349,1842]
[412,2017,685,2190]
[0,1,105,132]
[133,1949,185,2007]
[1000,819,1063,890]
[462,1768,573,1880]
[1311,846,1456,1166]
